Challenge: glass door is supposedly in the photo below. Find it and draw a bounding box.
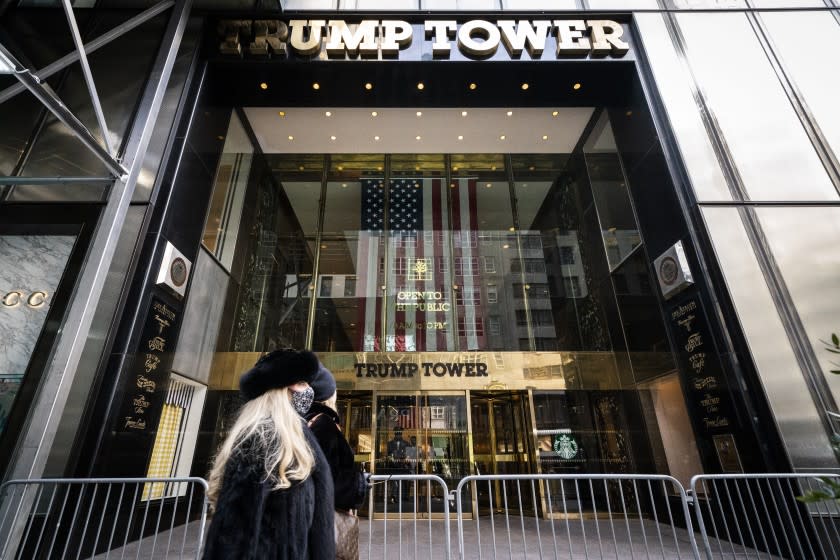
[372,392,468,517]
[337,391,373,474]
[470,391,536,515]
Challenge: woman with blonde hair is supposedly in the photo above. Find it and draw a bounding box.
[203,349,335,560]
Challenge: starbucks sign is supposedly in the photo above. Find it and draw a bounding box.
[553,434,579,460]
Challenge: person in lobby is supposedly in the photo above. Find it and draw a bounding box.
[386,427,409,501]
[203,349,335,560]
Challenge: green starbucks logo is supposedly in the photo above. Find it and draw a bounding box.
[553,434,579,460]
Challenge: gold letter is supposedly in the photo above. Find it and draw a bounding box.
[425,20,456,58]
[498,20,551,58]
[326,20,379,58]
[587,20,629,57]
[27,291,48,308]
[554,20,590,56]
[381,20,413,58]
[289,19,326,56]
[457,20,500,58]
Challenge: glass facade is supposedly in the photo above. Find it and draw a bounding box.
[0,1,837,509]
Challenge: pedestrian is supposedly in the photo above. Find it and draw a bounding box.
[203,349,335,560]
[304,362,369,560]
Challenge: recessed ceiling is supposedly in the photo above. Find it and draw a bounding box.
[244,107,594,154]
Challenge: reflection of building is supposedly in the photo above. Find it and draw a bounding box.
[3,3,839,534]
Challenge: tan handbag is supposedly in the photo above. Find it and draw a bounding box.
[334,508,359,560]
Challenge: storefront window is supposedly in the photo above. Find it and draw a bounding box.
[0,234,75,439]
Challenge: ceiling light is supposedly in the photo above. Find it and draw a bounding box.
[330,135,337,140]
[499,135,506,140]
[374,135,380,141]
[573,82,581,90]
[288,135,294,140]
[509,227,516,232]
[416,111,422,117]
[313,82,320,90]
[491,165,497,171]
[457,135,464,140]
[337,166,344,171]
[461,111,468,117]
[485,183,492,188]
[529,166,536,171]
[341,183,347,188]
[371,111,378,117]
[417,82,425,90]
[415,135,422,140]
[325,111,332,117]
[506,111,513,116]
[503,244,510,249]
[552,111,559,117]
[321,244,328,249]
[259,82,268,90]
[377,166,383,171]
[299,165,305,171]
[542,135,548,140]
[453,166,459,171]
[469,83,477,90]
[216,135,224,140]
[521,83,529,90]
[626,110,633,116]
[365,82,373,90]
[278,111,286,117]
[415,165,420,171]
[450,183,455,188]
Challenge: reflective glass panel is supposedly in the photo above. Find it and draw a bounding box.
[315,155,386,352]
[227,155,323,351]
[584,112,641,269]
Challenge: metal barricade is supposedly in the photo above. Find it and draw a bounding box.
[454,474,702,560]
[691,473,840,560]
[0,477,209,560]
[364,474,452,560]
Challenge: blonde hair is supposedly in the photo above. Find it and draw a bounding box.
[207,387,315,508]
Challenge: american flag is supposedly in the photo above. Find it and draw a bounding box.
[356,177,484,352]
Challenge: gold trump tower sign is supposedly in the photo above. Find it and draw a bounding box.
[219,19,630,60]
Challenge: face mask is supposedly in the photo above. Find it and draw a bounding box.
[291,386,315,415]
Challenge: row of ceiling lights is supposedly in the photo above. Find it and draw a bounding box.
[260,81,583,92]
[281,108,562,142]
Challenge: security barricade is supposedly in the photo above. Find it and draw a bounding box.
[454,474,702,560]
[691,473,840,560]
[365,474,453,560]
[0,477,208,560]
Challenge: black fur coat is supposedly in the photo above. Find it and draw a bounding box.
[202,423,335,560]
[305,402,367,511]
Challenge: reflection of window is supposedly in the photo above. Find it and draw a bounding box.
[608,245,621,264]
[344,276,356,297]
[521,235,543,251]
[488,316,501,335]
[457,317,484,336]
[487,286,498,303]
[438,257,448,273]
[483,256,496,273]
[560,246,575,265]
[534,338,558,351]
[431,406,445,420]
[319,276,332,297]
[454,231,477,248]
[613,274,628,294]
[392,257,407,275]
[455,256,478,276]
[455,287,481,305]
[516,310,528,325]
[512,259,546,273]
[494,352,505,368]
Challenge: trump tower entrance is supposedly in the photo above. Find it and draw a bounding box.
[157,14,764,521]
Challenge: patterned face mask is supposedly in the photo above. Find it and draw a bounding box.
[290,385,314,415]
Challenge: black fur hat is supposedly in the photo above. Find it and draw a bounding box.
[310,362,337,402]
[239,349,319,402]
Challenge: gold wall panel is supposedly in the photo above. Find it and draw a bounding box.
[208,351,638,392]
